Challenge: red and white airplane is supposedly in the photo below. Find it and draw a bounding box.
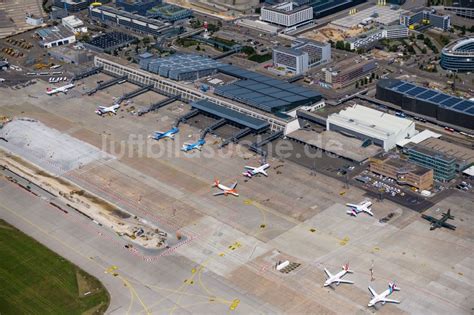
[46,83,74,95]
[346,200,374,216]
[368,282,401,307]
[212,179,239,197]
[323,263,354,287]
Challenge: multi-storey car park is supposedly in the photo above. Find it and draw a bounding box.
[376,79,474,130]
[440,37,474,72]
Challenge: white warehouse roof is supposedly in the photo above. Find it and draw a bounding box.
[396,129,441,147]
[62,15,84,28]
[327,105,417,151]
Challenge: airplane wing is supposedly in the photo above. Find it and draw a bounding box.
[213,192,225,196]
[368,286,377,297]
[337,279,354,284]
[346,203,358,208]
[324,268,332,278]
[244,166,256,170]
[441,222,456,230]
[230,182,238,189]
[98,106,106,110]
[381,298,400,304]
[421,214,437,223]
[260,170,268,176]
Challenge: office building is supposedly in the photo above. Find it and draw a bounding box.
[440,37,474,72]
[116,0,161,16]
[444,6,474,19]
[36,26,76,48]
[376,79,474,130]
[298,0,367,18]
[261,2,313,28]
[400,8,451,31]
[370,156,433,190]
[146,3,192,21]
[323,58,376,89]
[405,143,457,181]
[53,0,109,12]
[273,39,330,74]
[62,15,87,33]
[326,105,417,151]
[347,25,409,50]
[89,5,174,37]
[25,14,44,26]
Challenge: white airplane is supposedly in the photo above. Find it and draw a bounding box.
[368,282,401,307]
[212,179,239,197]
[46,83,74,95]
[95,104,120,115]
[323,263,354,287]
[346,200,374,216]
[243,163,270,178]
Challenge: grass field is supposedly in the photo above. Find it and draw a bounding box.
[0,219,110,315]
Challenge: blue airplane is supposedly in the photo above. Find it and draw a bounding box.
[181,139,205,152]
[150,127,179,140]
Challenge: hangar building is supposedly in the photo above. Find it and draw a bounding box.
[326,104,417,151]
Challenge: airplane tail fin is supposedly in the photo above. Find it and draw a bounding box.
[444,208,454,219]
[212,179,219,187]
[389,282,400,292]
[343,263,353,273]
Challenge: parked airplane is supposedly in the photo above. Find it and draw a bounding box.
[212,179,239,197]
[421,208,456,231]
[368,282,401,307]
[46,83,74,95]
[243,163,270,178]
[346,200,374,216]
[95,104,120,115]
[181,139,205,152]
[150,127,179,140]
[323,263,354,287]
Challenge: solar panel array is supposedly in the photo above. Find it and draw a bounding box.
[215,65,321,113]
[388,80,474,115]
[140,54,225,81]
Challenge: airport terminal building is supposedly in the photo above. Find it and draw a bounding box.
[376,79,474,130]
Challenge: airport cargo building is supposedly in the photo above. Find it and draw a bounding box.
[369,156,434,190]
[376,79,474,130]
[440,37,474,72]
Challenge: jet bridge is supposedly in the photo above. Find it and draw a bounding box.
[87,75,128,95]
[200,118,227,138]
[116,84,154,103]
[137,95,180,116]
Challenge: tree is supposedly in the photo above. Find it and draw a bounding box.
[196,45,201,51]
[142,37,151,45]
[417,34,424,40]
[241,46,255,56]
[461,25,466,35]
[344,42,351,51]
[355,82,359,88]
[371,72,375,79]
[364,77,368,85]
[421,47,427,54]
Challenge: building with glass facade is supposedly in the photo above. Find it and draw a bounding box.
[405,143,457,181]
[440,37,474,72]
